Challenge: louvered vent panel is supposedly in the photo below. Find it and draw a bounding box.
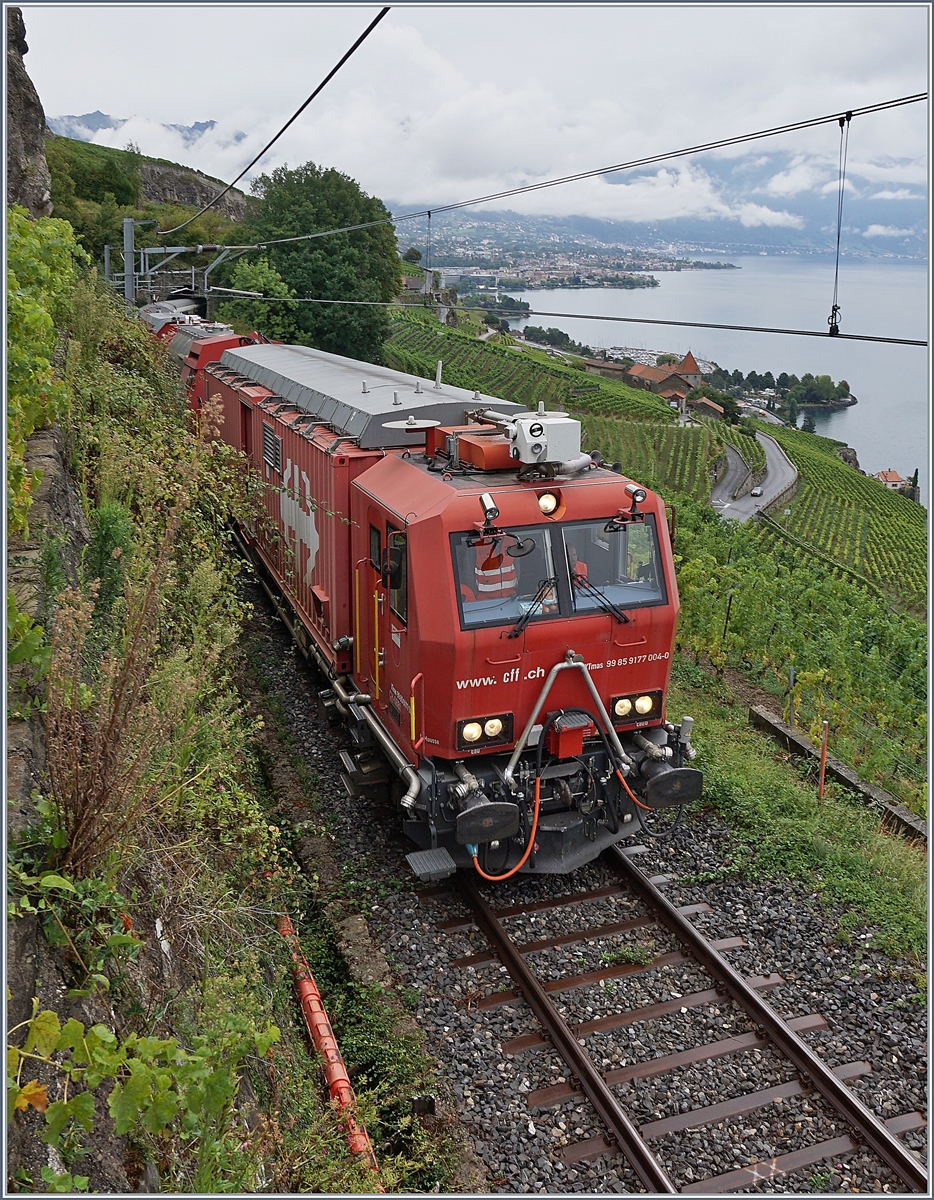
[262,424,282,472]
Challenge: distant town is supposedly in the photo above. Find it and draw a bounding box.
[421,248,737,292]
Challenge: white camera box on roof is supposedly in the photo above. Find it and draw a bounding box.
[509,409,581,465]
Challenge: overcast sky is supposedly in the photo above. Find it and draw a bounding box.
[19,3,931,228]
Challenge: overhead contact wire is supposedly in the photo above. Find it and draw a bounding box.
[157,7,390,235]
[216,293,927,346]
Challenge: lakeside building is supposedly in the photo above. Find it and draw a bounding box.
[624,363,693,395]
[875,469,906,490]
[675,351,704,388]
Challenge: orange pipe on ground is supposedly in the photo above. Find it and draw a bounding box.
[277,914,382,1181]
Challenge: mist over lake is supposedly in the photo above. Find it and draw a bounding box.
[508,254,929,503]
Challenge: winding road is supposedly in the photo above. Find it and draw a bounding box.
[710,431,797,523]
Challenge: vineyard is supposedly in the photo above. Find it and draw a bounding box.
[383,314,674,423]
[382,313,925,811]
[674,498,926,816]
[584,414,715,503]
[760,424,926,610]
[707,419,767,473]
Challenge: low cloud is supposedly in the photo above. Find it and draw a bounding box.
[862,224,916,238]
[869,188,922,200]
[733,203,804,228]
[761,157,832,197]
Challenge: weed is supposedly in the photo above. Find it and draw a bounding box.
[808,1170,834,1190]
[600,941,656,966]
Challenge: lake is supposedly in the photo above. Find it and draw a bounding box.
[507,254,930,503]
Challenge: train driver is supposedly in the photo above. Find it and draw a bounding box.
[474,538,518,600]
[567,543,589,589]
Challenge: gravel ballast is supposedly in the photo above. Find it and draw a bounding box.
[244,589,927,1194]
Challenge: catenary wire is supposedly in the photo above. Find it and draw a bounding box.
[210,292,927,346]
[157,7,390,235]
[218,92,926,251]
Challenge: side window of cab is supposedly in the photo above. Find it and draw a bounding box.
[385,528,407,623]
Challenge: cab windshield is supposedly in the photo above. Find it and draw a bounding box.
[452,526,558,631]
[451,516,666,631]
[564,517,667,615]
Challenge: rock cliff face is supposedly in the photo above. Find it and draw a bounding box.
[140,162,249,220]
[837,445,862,473]
[6,7,52,218]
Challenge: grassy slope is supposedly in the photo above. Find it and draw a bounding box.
[670,659,926,961]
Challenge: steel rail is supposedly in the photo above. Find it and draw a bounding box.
[606,845,928,1193]
[456,872,677,1194]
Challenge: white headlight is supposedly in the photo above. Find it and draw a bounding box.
[614,697,633,717]
[538,492,558,514]
[634,695,653,715]
[462,722,483,742]
[484,718,504,738]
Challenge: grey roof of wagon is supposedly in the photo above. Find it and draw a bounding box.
[217,343,527,449]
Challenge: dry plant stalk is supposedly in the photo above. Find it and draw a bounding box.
[45,507,199,878]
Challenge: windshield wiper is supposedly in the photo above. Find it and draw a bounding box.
[572,572,631,624]
[507,577,557,639]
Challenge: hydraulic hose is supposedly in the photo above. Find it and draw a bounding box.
[277,914,383,1183]
[472,706,615,882]
[471,776,541,882]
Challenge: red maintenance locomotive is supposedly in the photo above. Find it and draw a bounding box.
[181,340,701,881]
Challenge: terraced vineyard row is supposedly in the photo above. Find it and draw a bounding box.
[703,418,767,472]
[762,425,926,609]
[584,414,715,503]
[675,500,926,814]
[383,315,674,423]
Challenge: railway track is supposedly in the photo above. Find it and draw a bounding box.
[428,847,928,1194]
[243,586,927,1194]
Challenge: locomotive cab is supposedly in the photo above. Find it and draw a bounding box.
[349,412,701,878]
[196,342,701,881]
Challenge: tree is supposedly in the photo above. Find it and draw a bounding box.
[402,246,422,263]
[656,352,679,366]
[245,162,402,362]
[910,468,919,488]
[215,257,298,341]
[687,384,740,424]
[802,413,817,433]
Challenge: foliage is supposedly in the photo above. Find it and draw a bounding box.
[706,417,767,473]
[523,324,593,356]
[7,591,51,720]
[7,207,89,533]
[242,162,402,361]
[401,246,422,263]
[584,414,714,503]
[673,498,926,813]
[688,383,740,423]
[786,371,850,407]
[46,137,140,210]
[214,256,298,340]
[7,986,279,1194]
[45,137,245,266]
